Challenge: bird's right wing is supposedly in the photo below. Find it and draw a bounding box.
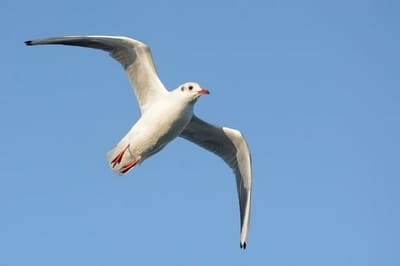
[25,35,168,113]
[180,115,252,249]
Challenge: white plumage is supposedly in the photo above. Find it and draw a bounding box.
[26,35,252,249]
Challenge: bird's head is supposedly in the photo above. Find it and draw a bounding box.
[175,82,210,103]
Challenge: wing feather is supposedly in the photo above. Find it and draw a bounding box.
[25,35,168,112]
[180,115,252,248]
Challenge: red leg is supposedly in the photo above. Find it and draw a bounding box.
[120,157,140,174]
[111,144,130,168]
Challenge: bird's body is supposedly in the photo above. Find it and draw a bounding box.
[107,85,197,173]
[25,35,252,249]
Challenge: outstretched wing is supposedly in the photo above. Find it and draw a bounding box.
[25,35,168,112]
[180,115,252,249]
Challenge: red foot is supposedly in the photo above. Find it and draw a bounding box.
[111,144,130,168]
[120,158,140,174]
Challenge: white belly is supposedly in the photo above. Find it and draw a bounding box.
[126,100,194,160]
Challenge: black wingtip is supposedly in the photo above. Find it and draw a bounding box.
[24,40,33,46]
[240,242,247,249]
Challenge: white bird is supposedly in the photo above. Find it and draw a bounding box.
[25,35,252,249]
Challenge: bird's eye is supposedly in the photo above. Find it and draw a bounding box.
[181,86,185,91]
[188,85,193,90]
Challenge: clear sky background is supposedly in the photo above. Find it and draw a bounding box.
[1,0,399,265]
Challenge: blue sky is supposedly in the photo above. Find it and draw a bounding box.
[1,0,399,265]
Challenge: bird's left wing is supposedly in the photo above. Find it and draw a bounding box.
[180,115,252,249]
[25,35,168,113]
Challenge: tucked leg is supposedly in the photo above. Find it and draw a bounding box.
[120,157,141,174]
[111,144,130,168]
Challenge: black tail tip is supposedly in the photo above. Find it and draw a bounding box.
[24,40,33,46]
[240,242,247,249]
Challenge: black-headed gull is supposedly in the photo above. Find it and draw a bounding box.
[25,36,252,249]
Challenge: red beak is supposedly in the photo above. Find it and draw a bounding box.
[198,88,210,95]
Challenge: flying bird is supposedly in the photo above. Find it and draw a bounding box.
[25,36,252,249]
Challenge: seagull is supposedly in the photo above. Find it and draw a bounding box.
[25,35,252,249]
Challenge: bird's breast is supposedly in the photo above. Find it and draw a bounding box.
[133,101,193,159]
